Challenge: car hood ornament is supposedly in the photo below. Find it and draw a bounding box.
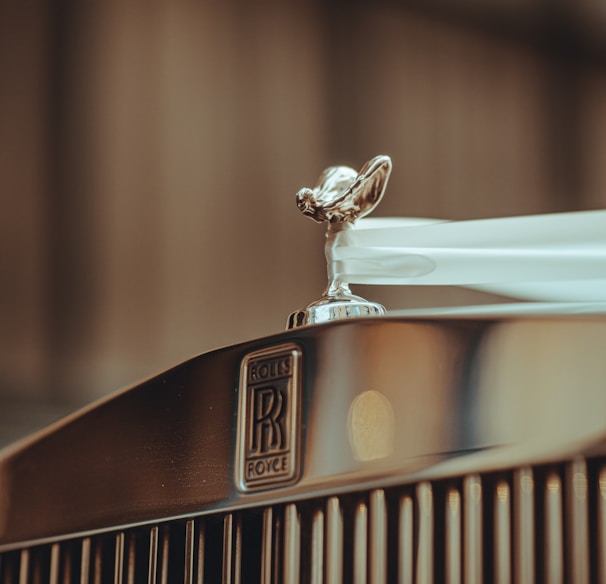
[289,154,606,328]
[295,155,392,224]
[288,155,392,328]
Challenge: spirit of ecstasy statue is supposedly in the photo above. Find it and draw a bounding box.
[289,155,392,328]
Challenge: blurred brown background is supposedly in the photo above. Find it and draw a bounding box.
[2,0,606,445]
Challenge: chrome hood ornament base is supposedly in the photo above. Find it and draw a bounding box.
[288,155,391,329]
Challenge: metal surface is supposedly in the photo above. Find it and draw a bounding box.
[6,456,606,581]
[416,483,433,584]
[289,155,390,328]
[2,314,606,551]
[353,501,367,584]
[445,487,461,584]
[545,472,564,582]
[286,284,385,329]
[235,344,302,492]
[514,467,534,584]
[325,497,342,584]
[369,489,387,584]
[464,474,482,584]
[260,508,273,584]
[493,481,511,584]
[295,155,391,225]
[283,504,300,584]
[310,508,323,584]
[567,458,590,582]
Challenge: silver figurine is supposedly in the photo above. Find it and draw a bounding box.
[288,155,392,328]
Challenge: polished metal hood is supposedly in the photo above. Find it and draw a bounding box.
[2,312,606,552]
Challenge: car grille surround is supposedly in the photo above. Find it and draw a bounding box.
[1,455,603,584]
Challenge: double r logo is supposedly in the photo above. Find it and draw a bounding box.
[237,343,301,491]
[250,386,286,454]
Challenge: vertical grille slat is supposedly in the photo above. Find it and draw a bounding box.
[544,471,564,584]
[464,474,483,584]
[221,514,242,584]
[310,508,324,584]
[113,534,124,584]
[233,516,242,584]
[493,480,511,584]
[513,467,534,584]
[18,549,28,584]
[352,501,367,584]
[184,521,195,584]
[566,458,589,583]
[599,466,606,584]
[195,521,205,584]
[159,526,170,584]
[445,487,462,584]
[399,495,414,584]
[80,538,91,584]
[147,527,158,584]
[370,489,387,584]
[6,454,606,583]
[416,482,433,584]
[222,514,233,584]
[49,544,60,584]
[260,508,273,584]
[326,497,343,584]
[283,504,300,584]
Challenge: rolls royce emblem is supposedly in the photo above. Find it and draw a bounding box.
[236,343,302,491]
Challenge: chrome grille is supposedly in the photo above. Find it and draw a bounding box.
[1,456,604,583]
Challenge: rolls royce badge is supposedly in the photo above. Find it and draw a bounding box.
[236,343,302,492]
